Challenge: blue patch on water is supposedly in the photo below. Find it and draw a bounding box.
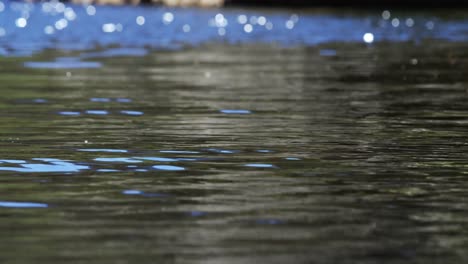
[189,211,206,217]
[0,159,89,173]
[135,169,148,172]
[153,165,185,171]
[97,169,120,172]
[94,157,142,163]
[256,149,272,153]
[0,201,48,208]
[78,148,128,153]
[24,61,102,69]
[319,49,337,56]
[33,98,48,103]
[135,157,178,162]
[90,98,111,102]
[256,219,283,225]
[285,157,301,161]
[244,163,276,168]
[123,189,144,195]
[58,111,81,116]
[122,189,167,197]
[0,159,26,164]
[120,110,143,116]
[86,110,109,115]
[116,98,132,103]
[220,109,252,114]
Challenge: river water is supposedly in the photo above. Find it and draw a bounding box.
[1,2,468,263]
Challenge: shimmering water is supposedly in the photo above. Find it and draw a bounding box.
[1,2,468,264]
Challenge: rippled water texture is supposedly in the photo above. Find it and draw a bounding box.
[1,2,468,264]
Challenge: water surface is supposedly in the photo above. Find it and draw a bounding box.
[1,3,468,264]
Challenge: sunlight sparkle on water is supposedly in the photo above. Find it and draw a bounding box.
[94,157,142,163]
[102,23,116,33]
[44,25,54,34]
[15,18,27,28]
[382,10,391,20]
[244,163,276,168]
[59,111,80,116]
[136,15,145,26]
[163,12,174,25]
[220,109,252,114]
[120,110,143,116]
[363,33,374,43]
[237,14,247,24]
[243,24,253,33]
[86,5,96,16]
[406,18,415,27]
[86,110,108,115]
[0,201,48,208]
[153,165,185,171]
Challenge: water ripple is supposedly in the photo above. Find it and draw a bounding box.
[0,201,48,208]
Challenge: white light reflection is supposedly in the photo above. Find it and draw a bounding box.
[382,10,391,20]
[102,23,116,33]
[426,21,434,30]
[182,24,191,32]
[405,18,414,27]
[285,20,294,29]
[257,16,266,26]
[218,27,226,36]
[15,18,27,28]
[265,22,273,30]
[214,13,227,27]
[136,15,145,25]
[0,2,4,12]
[64,8,76,21]
[55,2,65,13]
[391,18,400,27]
[290,14,299,23]
[363,32,374,43]
[86,5,96,16]
[0,28,5,37]
[163,12,174,25]
[55,18,68,30]
[44,25,54,34]
[244,24,253,33]
[237,14,247,24]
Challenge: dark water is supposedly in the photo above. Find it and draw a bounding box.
[1,2,468,264]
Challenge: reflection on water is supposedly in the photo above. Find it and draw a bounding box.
[24,60,102,69]
[0,158,89,172]
[1,3,468,264]
[0,201,48,208]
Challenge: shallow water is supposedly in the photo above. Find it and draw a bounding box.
[1,2,468,264]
